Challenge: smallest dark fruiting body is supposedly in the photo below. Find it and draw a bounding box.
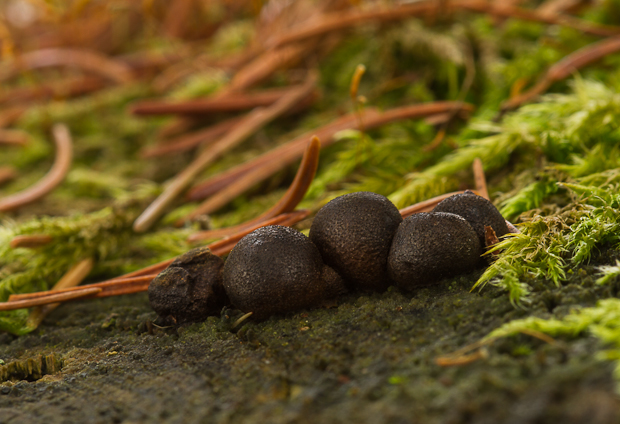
[148,247,229,324]
[388,212,481,291]
[433,190,509,250]
[223,225,346,319]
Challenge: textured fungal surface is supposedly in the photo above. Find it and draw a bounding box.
[222,225,346,319]
[433,190,509,248]
[309,191,403,292]
[388,212,481,290]
[148,247,227,324]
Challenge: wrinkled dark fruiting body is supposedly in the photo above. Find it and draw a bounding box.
[388,212,481,291]
[148,247,228,324]
[309,191,403,292]
[222,225,347,320]
[433,190,509,249]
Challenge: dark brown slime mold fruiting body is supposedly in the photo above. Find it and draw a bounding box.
[222,225,346,319]
[309,191,403,292]
[148,247,229,324]
[388,212,481,291]
[433,190,509,249]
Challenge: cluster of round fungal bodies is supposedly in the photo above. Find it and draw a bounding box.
[149,190,509,324]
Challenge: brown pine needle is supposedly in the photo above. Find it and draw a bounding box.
[0,166,16,186]
[270,0,619,49]
[0,123,73,212]
[186,102,474,202]
[133,72,318,233]
[398,190,482,218]
[140,116,242,158]
[184,136,320,239]
[0,287,102,311]
[422,128,447,152]
[435,348,488,367]
[472,158,489,200]
[0,129,28,146]
[10,234,53,249]
[0,48,134,84]
[26,258,94,329]
[227,43,310,93]
[131,86,299,116]
[501,35,620,112]
[180,136,320,228]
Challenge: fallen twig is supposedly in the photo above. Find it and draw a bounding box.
[0,124,73,212]
[133,72,318,233]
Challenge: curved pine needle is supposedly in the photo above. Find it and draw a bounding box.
[184,137,320,240]
[0,124,73,213]
[0,48,134,84]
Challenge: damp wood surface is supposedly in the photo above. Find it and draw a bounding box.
[3,1,620,423]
